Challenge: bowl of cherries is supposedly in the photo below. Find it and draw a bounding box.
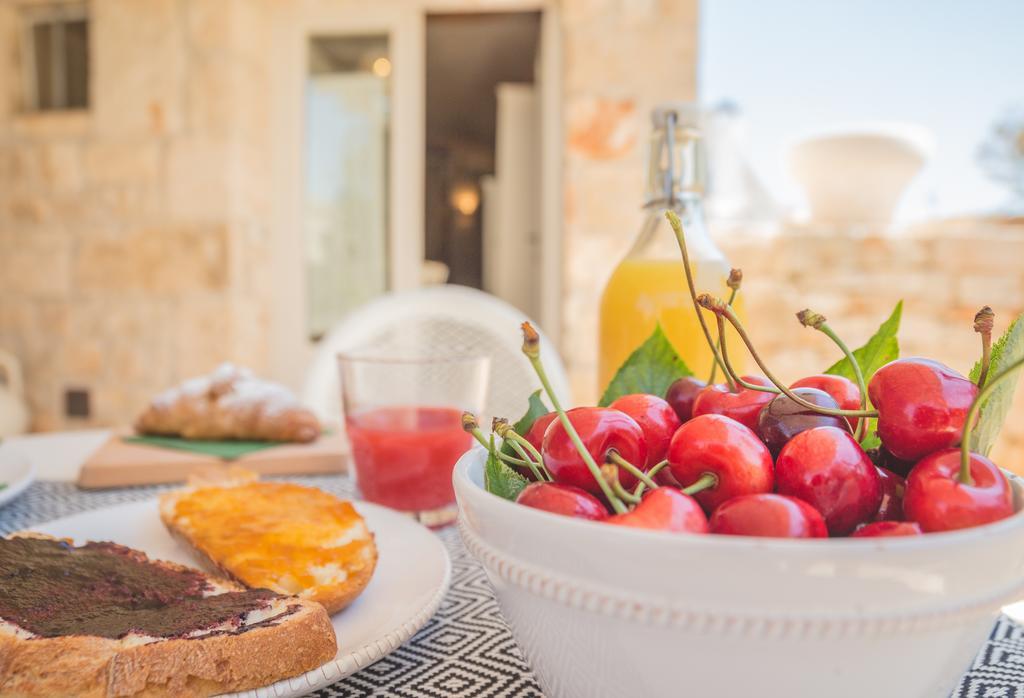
[454,213,1024,698]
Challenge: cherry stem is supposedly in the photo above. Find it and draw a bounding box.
[797,310,869,440]
[464,412,532,468]
[715,314,781,394]
[633,459,669,498]
[700,295,878,419]
[606,450,659,490]
[479,432,532,492]
[506,434,548,482]
[504,431,552,481]
[491,413,548,478]
[959,354,1024,485]
[681,472,718,496]
[521,322,628,514]
[603,465,641,505]
[664,211,735,391]
[975,306,994,389]
[708,285,740,385]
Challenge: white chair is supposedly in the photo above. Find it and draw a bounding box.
[302,285,571,426]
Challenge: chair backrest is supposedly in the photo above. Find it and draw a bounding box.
[302,285,571,426]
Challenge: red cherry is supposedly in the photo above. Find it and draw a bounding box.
[867,358,978,461]
[606,488,709,533]
[756,387,850,457]
[867,445,915,478]
[542,407,648,495]
[851,521,922,537]
[791,374,862,432]
[515,482,609,520]
[667,414,774,514]
[775,426,882,536]
[609,394,681,465]
[524,412,558,453]
[874,467,905,521]
[691,376,775,431]
[903,449,1013,532]
[709,493,827,538]
[664,376,708,423]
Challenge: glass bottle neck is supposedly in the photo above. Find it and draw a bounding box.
[644,193,704,213]
[629,196,722,263]
[627,105,722,263]
[644,110,705,208]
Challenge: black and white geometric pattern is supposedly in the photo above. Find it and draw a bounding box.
[955,617,1024,698]
[0,478,1020,697]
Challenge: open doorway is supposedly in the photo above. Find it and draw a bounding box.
[424,12,542,316]
[270,4,562,390]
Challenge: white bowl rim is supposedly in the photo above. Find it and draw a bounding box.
[455,447,1024,553]
[456,513,1024,630]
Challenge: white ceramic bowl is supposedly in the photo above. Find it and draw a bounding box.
[454,447,1024,698]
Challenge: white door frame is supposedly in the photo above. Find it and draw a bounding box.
[270,3,425,388]
[269,0,562,389]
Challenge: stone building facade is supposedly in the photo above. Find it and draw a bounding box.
[0,0,699,429]
[0,0,274,428]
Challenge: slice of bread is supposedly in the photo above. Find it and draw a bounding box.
[160,480,378,615]
[0,534,337,697]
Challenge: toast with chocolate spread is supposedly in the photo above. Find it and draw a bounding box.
[0,534,337,697]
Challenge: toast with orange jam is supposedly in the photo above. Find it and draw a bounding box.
[160,479,377,614]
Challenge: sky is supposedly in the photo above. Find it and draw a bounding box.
[699,0,1024,222]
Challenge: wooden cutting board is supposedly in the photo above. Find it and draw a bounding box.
[77,430,349,489]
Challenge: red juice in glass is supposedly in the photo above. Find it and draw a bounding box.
[339,352,490,527]
[346,405,471,512]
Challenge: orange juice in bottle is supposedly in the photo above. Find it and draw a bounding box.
[599,106,744,390]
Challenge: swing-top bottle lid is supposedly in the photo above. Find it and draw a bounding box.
[646,103,707,207]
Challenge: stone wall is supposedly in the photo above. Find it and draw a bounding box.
[726,221,1024,468]
[0,0,273,429]
[568,219,1024,467]
[561,0,699,401]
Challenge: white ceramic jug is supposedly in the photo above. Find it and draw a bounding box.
[0,350,30,437]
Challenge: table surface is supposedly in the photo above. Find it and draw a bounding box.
[1,430,1023,697]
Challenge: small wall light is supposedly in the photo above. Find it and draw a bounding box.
[450,182,480,217]
[372,57,392,78]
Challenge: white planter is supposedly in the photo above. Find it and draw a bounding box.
[453,447,1024,698]
[788,127,930,225]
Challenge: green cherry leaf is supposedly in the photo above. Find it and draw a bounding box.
[859,429,882,452]
[501,389,550,458]
[599,323,693,407]
[969,313,1024,456]
[484,434,529,501]
[825,300,903,385]
[513,389,550,435]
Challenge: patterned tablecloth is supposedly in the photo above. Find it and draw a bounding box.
[1,477,1021,697]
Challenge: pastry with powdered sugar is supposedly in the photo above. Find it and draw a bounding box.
[135,363,320,443]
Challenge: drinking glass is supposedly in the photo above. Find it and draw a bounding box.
[339,353,490,527]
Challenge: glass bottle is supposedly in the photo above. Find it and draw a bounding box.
[598,105,744,391]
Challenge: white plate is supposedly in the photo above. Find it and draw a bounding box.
[32,497,452,698]
[0,447,34,508]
